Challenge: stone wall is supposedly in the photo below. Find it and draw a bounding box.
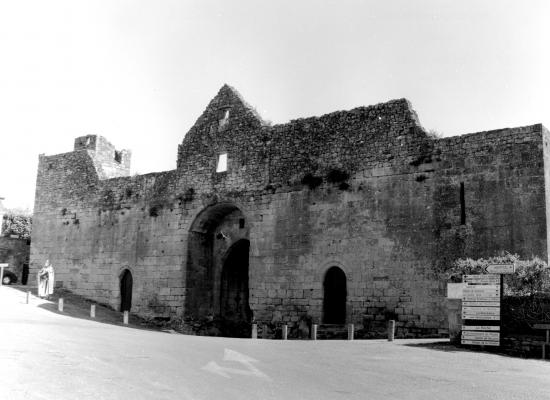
[0,236,30,283]
[30,84,549,337]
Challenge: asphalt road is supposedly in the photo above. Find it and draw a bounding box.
[1,286,549,400]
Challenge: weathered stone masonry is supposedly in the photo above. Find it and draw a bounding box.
[31,84,550,337]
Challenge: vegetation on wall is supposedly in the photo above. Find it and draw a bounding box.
[301,173,323,189]
[2,212,32,239]
[446,252,550,296]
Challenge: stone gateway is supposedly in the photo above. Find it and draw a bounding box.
[31,85,550,337]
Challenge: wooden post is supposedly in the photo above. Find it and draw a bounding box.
[311,324,317,341]
[348,324,354,340]
[388,320,395,341]
[58,298,64,312]
[251,323,258,339]
[282,324,288,340]
[90,304,96,318]
[26,291,30,304]
[123,310,129,325]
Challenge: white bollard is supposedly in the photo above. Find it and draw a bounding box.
[388,320,395,341]
[58,298,64,312]
[0,264,5,286]
[282,324,288,340]
[123,310,129,325]
[26,291,30,304]
[90,304,96,318]
[348,324,355,341]
[251,323,258,339]
[311,324,317,341]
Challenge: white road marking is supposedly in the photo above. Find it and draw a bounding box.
[202,348,269,379]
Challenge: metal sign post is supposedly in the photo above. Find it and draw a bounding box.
[461,264,515,347]
[461,274,501,346]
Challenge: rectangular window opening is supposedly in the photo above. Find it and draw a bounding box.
[216,153,228,173]
[460,182,466,225]
[239,218,245,229]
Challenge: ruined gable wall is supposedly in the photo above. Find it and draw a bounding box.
[174,91,448,334]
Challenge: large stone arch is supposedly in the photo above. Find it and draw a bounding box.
[185,202,251,335]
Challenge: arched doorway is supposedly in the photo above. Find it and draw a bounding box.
[220,239,252,323]
[120,269,133,312]
[323,266,347,324]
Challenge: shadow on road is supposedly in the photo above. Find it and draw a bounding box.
[403,341,522,359]
[9,285,171,334]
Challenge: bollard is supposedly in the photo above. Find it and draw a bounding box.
[90,304,96,318]
[348,324,354,341]
[282,324,288,340]
[251,323,258,339]
[311,324,317,341]
[123,310,129,325]
[388,320,395,341]
[262,324,269,339]
[0,264,5,286]
[26,291,30,304]
[58,298,64,312]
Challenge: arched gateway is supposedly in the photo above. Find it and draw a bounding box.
[185,202,251,337]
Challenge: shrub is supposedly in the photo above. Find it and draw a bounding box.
[447,253,550,296]
[2,212,32,239]
[326,169,350,183]
[301,173,323,189]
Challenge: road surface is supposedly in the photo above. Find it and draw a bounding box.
[1,286,549,400]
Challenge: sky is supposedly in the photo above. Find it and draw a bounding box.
[0,0,549,211]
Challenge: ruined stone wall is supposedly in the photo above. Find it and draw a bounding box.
[31,85,549,337]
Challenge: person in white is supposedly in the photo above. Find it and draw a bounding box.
[37,260,55,299]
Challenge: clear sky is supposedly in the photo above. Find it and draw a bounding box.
[1,0,548,210]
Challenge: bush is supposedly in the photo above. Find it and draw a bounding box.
[326,169,350,183]
[447,253,550,296]
[301,173,323,189]
[2,212,32,239]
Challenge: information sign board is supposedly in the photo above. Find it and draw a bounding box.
[462,301,500,307]
[461,339,500,346]
[464,274,499,284]
[462,306,500,315]
[462,326,500,331]
[485,263,515,274]
[462,331,500,341]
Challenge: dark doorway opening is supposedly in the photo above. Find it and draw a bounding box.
[220,239,252,336]
[22,263,29,285]
[120,269,133,312]
[323,266,347,324]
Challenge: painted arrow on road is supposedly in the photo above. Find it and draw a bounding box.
[202,348,268,379]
